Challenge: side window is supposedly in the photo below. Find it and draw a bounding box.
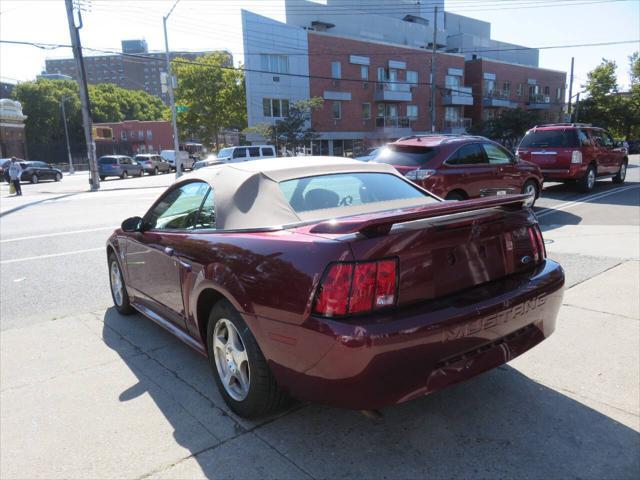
[591,130,604,147]
[248,147,261,158]
[145,181,210,231]
[261,147,274,157]
[483,143,512,165]
[602,132,614,147]
[448,144,487,165]
[195,188,216,229]
[232,148,247,159]
[577,129,591,147]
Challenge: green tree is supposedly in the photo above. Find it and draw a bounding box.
[89,84,166,123]
[246,97,323,154]
[577,55,639,139]
[172,52,246,149]
[469,108,541,149]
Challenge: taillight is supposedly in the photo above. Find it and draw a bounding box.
[571,150,582,164]
[405,169,436,181]
[312,259,398,317]
[527,225,546,264]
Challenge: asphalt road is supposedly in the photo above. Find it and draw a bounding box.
[0,158,639,331]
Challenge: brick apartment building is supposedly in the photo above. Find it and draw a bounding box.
[92,120,174,157]
[242,2,567,155]
[45,40,231,104]
[465,58,566,125]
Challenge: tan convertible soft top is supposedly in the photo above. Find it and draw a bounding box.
[180,156,435,230]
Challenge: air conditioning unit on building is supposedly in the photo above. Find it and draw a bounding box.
[544,96,550,103]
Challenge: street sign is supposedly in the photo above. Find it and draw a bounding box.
[176,106,189,113]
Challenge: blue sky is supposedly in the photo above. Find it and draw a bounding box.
[1,0,638,95]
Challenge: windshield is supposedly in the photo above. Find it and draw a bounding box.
[372,145,439,167]
[217,148,234,158]
[520,130,579,148]
[134,156,150,162]
[279,172,434,214]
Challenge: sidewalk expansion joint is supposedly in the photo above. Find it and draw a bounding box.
[561,303,640,322]
[253,427,317,480]
[564,260,623,291]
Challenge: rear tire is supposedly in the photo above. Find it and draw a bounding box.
[55,172,62,182]
[207,300,288,418]
[121,171,128,179]
[100,175,106,181]
[445,191,466,201]
[578,165,596,193]
[138,169,143,177]
[108,253,134,315]
[613,160,627,184]
[31,174,38,184]
[154,167,159,175]
[522,180,538,207]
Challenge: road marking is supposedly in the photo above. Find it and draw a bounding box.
[0,226,118,243]
[0,247,103,265]
[536,184,640,218]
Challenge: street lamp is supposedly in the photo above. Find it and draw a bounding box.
[163,0,182,179]
[60,95,75,174]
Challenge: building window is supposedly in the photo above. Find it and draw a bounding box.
[120,131,127,140]
[138,130,144,139]
[360,65,369,81]
[331,61,341,79]
[544,86,550,96]
[516,84,523,96]
[484,79,496,96]
[407,105,418,119]
[362,103,371,119]
[332,101,341,120]
[445,107,460,121]
[502,81,511,96]
[260,54,289,74]
[406,70,418,84]
[377,67,385,82]
[556,87,562,100]
[147,130,153,140]
[445,75,461,90]
[262,98,290,118]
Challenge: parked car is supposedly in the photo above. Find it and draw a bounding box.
[627,139,639,155]
[134,154,171,175]
[98,155,143,180]
[373,135,544,206]
[107,157,564,418]
[160,150,194,171]
[193,154,223,170]
[516,123,628,192]
[354,147,383,162]
[215,145,276,163]
[17,161,63,183]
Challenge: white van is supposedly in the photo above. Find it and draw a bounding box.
[216,145,276,163]
[160,150,194,171]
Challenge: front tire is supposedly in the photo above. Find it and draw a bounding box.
[154,167,159,175]
[31,174,38,184]
[613,160,627,184]
[108,253,134,315]
[100,175,106,181]
[207,300,288,418]
[55,172,62,182]
[578,165,596,193]
[445,191,466,201]
[522,180,538,207]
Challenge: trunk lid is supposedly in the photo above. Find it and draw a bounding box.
[517,128,580,170]
[304,195,540,307]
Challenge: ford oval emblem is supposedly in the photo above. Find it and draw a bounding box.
[520,255,532,264]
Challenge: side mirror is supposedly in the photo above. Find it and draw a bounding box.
[121,216,143,232]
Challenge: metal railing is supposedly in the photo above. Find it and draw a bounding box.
[375,116,412,128]
[444,118,472,129]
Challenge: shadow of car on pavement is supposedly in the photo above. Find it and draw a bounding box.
[102,307,639,479]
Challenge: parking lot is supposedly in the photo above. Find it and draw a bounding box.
[1,159,639,479]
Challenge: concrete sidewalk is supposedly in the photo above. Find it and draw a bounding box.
[1,263,638,479]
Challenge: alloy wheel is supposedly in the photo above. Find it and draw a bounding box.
[32,174,38,184]
[620,163,627,181]
[587,169,595,190]
[110,261,124,306]
[523,183,537,206]
[213,318,250,401]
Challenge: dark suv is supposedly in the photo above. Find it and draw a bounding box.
[372,135,543,206]
[516,123,628,192]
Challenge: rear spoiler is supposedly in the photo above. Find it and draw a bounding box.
[310,194,530,237]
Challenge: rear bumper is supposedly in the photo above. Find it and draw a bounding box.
[259,259,564,410]
[540,164,584,180]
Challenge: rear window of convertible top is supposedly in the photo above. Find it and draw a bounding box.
[279,172,434,213]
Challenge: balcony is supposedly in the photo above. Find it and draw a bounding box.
[482,90,517,108]
[442,118,472,134]
[374,82,412,102]
[442,86,474,106]
[527,94,552,109]
[375,116,413,136]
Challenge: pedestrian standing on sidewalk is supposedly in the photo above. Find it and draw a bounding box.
[8,157,23,196]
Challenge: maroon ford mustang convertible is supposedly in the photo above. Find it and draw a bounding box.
[107,157,564,417]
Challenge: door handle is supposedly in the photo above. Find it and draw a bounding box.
[164,247,174,256]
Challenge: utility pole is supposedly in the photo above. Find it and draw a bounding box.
[60,96,74,174]
[567,57,574,121]
[164,0,182,179]
[429,5,438,133]
[65,0,99,190]
[574,92,581,122]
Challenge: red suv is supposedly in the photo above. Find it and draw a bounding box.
[373,135,543,206]
[516,123,628,193]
